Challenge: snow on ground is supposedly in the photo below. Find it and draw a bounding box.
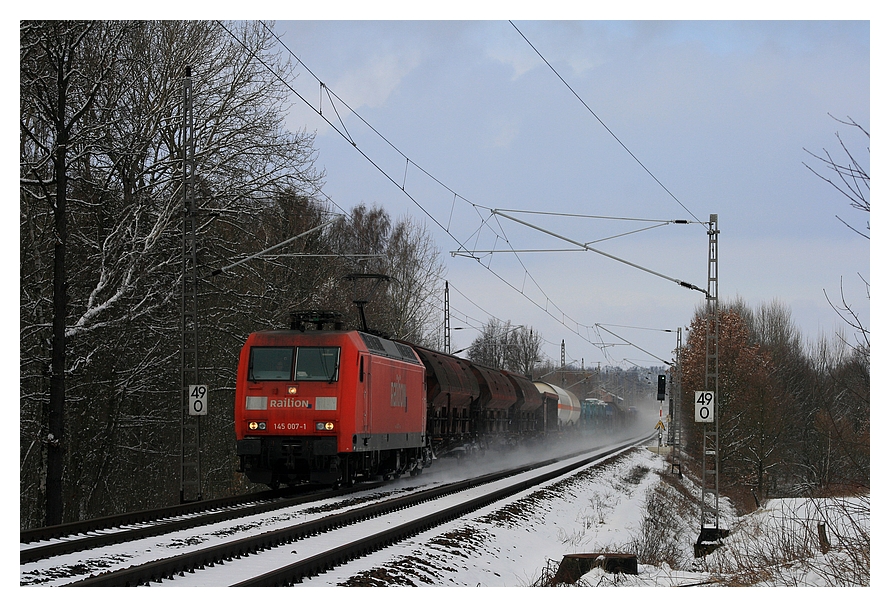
[16,441,871,597]
[302,445,709,587]
[298,445,870,589]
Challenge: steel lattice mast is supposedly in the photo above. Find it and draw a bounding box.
[180,66,202,503]
[696,213,721,552]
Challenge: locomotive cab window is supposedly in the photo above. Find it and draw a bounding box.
[248,347,294,381]
[295,347,341,381]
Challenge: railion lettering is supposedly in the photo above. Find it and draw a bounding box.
[269,398,311,408]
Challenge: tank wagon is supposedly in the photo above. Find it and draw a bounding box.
[534,381,581,426]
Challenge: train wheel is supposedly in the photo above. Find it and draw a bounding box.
[339,456,356,488]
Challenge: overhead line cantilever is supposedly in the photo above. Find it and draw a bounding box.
[491,210,708,295]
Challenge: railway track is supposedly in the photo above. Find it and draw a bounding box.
[20,482,386,564]
[22,434,652,587]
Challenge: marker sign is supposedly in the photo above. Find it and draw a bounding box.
[694,391,715,423]
[189,384,208,416]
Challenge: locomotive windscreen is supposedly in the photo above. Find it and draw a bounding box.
[295,347,340,381]
[248,347,294,380]
[248,346,340,381]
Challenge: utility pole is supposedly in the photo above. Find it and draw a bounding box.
[695,213,723,554]
[180,66,202,503]
[670,327,683,476]
[444,281,451,354]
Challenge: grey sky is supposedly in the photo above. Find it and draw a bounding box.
[269,18,869,369]
[15,12,867,369]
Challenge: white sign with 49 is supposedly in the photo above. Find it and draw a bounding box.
[694,390,715,423]
[189,384,208,416]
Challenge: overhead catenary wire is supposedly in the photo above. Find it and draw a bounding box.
[491,209,708,295]
[242,21,473,258]
[241,21,619,357]
[508,20,704,226]
[222,21,683,365]
[452,218,696,254]
[209,216,341,276]
[595,324,673,367]
[491,209,695,223]
[443,282,568,356]
[598,323,675,333]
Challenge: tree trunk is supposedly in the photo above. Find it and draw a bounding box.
[46,68,69,527]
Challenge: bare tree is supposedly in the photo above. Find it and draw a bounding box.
[20,20,324,527]
[506,326,544,378]
[801,332,869,492]
[681,295,868,504]
[328,205,446,345]
[381,215,446,345]
[803,115,869,239]
[800,115,869,493]
[21,20,130,526]
[467,318,511,369]
[467,319,542,376]
[804,115,870,352]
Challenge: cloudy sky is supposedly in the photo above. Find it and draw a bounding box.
[13,9,871,371]
[265,14,870,370]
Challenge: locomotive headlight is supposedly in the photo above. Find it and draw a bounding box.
[248,421,266,431]
[287,386,298,395]
[316,422,335,431]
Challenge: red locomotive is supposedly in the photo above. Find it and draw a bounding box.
[235,318,576,489]
[235,328,428,488]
